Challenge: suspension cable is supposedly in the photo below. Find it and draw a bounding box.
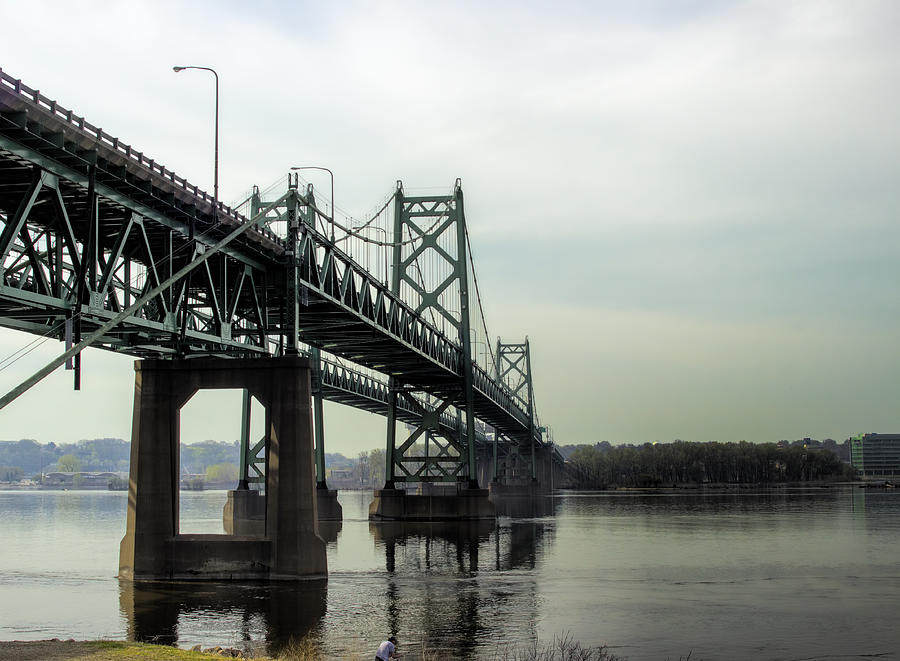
[464,224,498,376]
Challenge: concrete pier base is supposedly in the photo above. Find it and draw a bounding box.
[488,480,543,498]
[489,480,556,517]
[223,489,265,536]
[119,357,326,581]
[316,488,343,521]
[369,485,495,521]
[223,488,342,538]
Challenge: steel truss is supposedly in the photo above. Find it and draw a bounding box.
[493,339,540,482]
[0,70,549,484]
[381,180,481,486]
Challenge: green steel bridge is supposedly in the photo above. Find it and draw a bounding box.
[0,67,559,491]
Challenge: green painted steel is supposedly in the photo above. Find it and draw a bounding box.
[383,181,480,486]
[495,340,541,482]
[0,69,559,487]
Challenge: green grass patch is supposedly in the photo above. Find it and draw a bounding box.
[88,641,236,658]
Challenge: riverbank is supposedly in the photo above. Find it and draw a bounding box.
[0,640,265,660]
[0,636,620,661]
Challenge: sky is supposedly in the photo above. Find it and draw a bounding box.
[1,0,898,454]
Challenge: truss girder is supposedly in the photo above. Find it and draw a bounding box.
[0,146,274,357]
[319,357,488,445]
[0,71,543,450]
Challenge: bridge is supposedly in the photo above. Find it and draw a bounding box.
[0,68,563,579]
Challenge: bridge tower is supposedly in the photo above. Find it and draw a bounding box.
[490,339,541,488]
[228,178,342,525]
[370,180,494,519]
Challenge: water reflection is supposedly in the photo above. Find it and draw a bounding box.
[370,520,497,657]
[119,579,327,653]
[364,512,556,655]
[371,520,495,573]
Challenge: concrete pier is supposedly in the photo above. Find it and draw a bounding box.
[222,489,265,536]
[224,487,342,538]
[369,483,495,521]
[316,487,343,521]
[119,357,326,581]
[477,443,563,492]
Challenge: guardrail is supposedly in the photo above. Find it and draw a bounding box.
[0,67,279,244]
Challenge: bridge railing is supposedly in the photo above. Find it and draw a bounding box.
[0,68,542,446]
[0,67,277,246]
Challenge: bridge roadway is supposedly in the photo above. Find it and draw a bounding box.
[0,69,540,452]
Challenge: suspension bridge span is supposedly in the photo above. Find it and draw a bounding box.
[0,69,562,579]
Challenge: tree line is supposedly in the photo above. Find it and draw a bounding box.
[0,438,240,481]
[565,440,856,488]
[0,438,389,487]
[0,438,130,476]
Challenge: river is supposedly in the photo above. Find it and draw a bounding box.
[0,487,898,660]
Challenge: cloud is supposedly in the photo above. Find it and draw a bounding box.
[1,0,899,450]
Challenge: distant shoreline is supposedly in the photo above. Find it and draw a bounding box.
[3,480,894,493]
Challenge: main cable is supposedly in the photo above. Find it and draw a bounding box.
[464,224,497,376]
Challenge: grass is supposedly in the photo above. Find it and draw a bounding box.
[475,633,624,661]
[0,639,257,660]
[271,632,624,661]
[2,633,688,661]
[88,641,232,658]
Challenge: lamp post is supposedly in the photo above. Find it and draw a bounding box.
[173,65,219,218]
[290,166,334,241]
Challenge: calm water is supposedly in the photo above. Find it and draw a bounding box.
[1,487,899,660]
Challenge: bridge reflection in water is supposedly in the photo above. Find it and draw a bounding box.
[118,495,557,656]
[119,579,327,653]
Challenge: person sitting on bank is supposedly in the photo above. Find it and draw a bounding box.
[376,635,399,660]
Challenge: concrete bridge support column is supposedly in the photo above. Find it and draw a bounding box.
[310,347,342,522]
[118,356,326,580]
[483,444,557,495]
[476,448,496,488]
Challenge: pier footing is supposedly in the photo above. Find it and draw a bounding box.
[223,489,265,536]
[316,488,343,521]
[488,480,544,498]
[369,485,495,521]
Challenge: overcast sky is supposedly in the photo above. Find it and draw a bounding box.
[1,1,898,454]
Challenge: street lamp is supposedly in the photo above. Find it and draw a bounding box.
[290,166,334,241]
[173,65,219,219]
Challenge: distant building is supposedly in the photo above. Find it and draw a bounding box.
[850,434,900,477]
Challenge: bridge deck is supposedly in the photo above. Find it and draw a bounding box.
[0,69,539,447]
